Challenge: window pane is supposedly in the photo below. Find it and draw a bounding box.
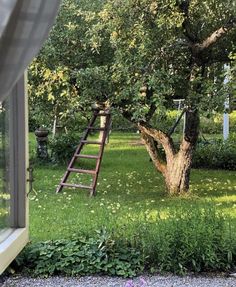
[0,99,11,243]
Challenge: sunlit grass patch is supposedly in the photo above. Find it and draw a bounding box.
[29,132,236,244]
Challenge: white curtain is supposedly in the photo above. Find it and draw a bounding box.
[0,0,61,101]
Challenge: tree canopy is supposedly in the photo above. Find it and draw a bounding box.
[30,0,236,193]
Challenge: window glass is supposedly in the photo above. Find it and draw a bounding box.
[0,99,11,243]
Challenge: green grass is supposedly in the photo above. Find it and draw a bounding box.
[28,132,236,242]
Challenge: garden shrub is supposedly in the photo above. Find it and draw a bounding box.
[198,112,236,135]
[16,229,143,277]
[193,136,236,170]
[230,111,236,130]
[150,110,184,134]
[200,114,222,134]
[49,132,81,163]
[149,110,236,135]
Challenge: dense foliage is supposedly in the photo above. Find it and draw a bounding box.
[30,0,236,129]
[16,204,236,276]
[29,0,110,131]
[193,136,236,170]
[139,204,235,274]
[16,229,143,278]
[49,132,82,163]
[29,0,236,193]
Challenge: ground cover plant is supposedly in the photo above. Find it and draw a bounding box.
[17,229,144,277]
[17,131,236,276]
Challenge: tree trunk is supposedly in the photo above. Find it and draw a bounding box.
[99,115,106,142]
[139,109,199,194]
[164,146,193,194]
[99,113,111,144]
[52,114,57,138]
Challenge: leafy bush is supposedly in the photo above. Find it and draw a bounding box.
[199,114,222,134]
[15,204,236,276]
[198,112,236,135]
[193,137,236,170]
[16,229,143,277]
[49,132,81,163]
[149,110,236,135]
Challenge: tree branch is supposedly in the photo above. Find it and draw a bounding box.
[145,102,157,122]
[138,122,176,161]
[193,18,236,53]
[144,87,157,122]
[141,132,167,174]
[182,108,199,145]
[177,0,198,43]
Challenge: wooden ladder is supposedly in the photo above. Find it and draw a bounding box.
[56,109,111,196]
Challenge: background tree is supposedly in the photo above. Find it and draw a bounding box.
[28,0,110,132]
[29,61,81,132]
[87,0,236,194]
[30,0,236,194]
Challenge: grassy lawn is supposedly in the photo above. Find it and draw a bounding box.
[28,132,236,242]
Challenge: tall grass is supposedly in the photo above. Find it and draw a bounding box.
[25,132,236,274]
[133,203,235,274]
[19,201,236,275]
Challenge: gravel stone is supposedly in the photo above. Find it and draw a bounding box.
[1,274,236,287]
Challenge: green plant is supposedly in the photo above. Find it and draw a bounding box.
[16,229,143,277]
[28,61,84,131]
[26,132,236,276]
[20,204,236,277]
[49,132,81,163]
[33,0,236,195]
[200,112,236,135]
[193,137,236,170]
[132,203,236,274]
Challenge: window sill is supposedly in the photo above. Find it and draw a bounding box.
[0,228,28,274]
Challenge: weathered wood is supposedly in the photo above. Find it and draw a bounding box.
[67,168,96,174]
[81,140,102,145]
[139,109,199,194]
[61,183,92,190]
[75,154,100,159]
[56,110,111,195]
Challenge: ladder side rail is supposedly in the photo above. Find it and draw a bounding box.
[66,112,99,170]
[56,111,99,193]
[70,112,99,160]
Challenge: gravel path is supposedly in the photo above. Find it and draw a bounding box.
[1,274,236,287]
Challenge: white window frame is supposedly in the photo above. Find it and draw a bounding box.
[0,73,29,274]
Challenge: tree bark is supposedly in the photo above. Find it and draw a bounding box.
[139,109,199,194]
[99,114,106,142]
[164,149,192,194]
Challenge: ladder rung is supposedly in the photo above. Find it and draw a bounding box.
[60,183,92,190]
[56,109,111,195]
[68,168,96,175]
[96,113,110,116]
[81,140,102,145]
[88,127,106,131]
[75,154,100,159]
